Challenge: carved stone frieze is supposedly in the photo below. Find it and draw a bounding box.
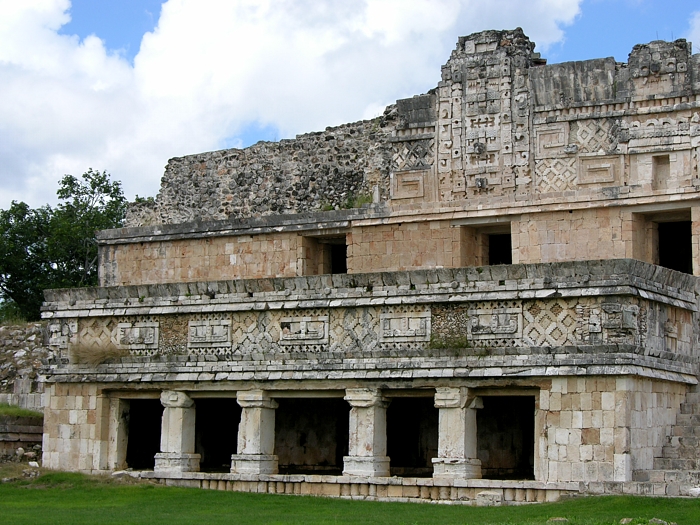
[467,301,522,347]
[280,315,329,345]
[523,299,577,347]
[379,306,431,343]
[115,321,159,354]
[188,314,232,353]
[535,158,577,192]
[47,319,78,349]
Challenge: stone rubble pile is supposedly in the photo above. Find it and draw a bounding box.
[126,108,398,227]
[0,324,50,396]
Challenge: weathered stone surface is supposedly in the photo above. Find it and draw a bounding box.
[0,324,49,397]
[38,29,700,501]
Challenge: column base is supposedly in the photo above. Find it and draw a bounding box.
[154,453,201,474]
[432,458,482,479]
[231,454,279,475]
[342,456,391,477]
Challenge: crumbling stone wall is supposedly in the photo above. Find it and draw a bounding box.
[0,324,49,401]
[126,112,397,227]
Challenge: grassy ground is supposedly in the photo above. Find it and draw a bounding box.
[0,469,699,525]
[0,403,43,418]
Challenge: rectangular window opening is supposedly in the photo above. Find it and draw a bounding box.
[460,224,512,267]
[303,235,348,275]
[658,220,692,274]
[329,243,347,274]
[488,233,512,265]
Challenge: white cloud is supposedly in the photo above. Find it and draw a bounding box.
[688,11,700,53]
[0,0,582,209]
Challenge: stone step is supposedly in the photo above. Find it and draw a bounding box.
[671,425,700,437]
[679,403,700,414]
[682,392,700,404]
[660,445,700,459]
[664,435,700,449]
[633,469,700,484]
[673,413,700,426]
[653,458,700,470]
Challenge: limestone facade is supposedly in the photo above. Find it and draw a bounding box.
[42,29,700,503]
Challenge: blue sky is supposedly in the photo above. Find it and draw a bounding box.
[58,1,700,66]
[58,0,164,63]
[1,0,699,208]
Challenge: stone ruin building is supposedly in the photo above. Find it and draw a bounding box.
[40,29,700,503]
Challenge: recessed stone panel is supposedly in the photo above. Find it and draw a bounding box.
[379,307,431,343]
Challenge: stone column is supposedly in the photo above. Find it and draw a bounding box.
[154,391,200,474]
[230,390,278,474]
[342,388,390,477]
[107,398,129,470]
[432,387,482,479]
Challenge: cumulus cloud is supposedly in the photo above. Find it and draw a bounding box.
[0,0,582,208]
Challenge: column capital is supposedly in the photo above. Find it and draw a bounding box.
[160,390,194,408]
[434,387,482,409]
[344,388,388,408]
[236,390,278,409]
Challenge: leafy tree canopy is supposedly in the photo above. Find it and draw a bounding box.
[0,169,126,321]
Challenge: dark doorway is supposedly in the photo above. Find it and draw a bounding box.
[488,234,512,265]
[195,399,241,472]
[330,243,347,274]
[658,221,692,274]
[275,398,349,475]
[386,397,438,477]
[477,396,534,480]
[125,399,163,470]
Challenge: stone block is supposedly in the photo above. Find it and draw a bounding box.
[476,491,502,507]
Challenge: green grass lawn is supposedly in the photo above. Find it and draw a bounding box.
[0,402,43,418]
[0,470,698,525]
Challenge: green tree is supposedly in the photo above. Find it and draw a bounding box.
[49,169,127,288]
[0,202,53,321]
[0,169,126,321]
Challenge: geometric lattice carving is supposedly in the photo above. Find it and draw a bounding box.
[231,311,273,354]
[230,309,329,354]
[575,119,615,154]
[77,317,118,349]
[392,139,435,171]
[523,299,577,347]
[536,158,577,193]
[328,307,379,354]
